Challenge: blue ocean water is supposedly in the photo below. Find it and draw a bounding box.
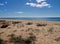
[0,17,60,21]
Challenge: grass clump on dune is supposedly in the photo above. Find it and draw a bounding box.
[12,21,22,24]
[48,27,54,33]
[0,25,8,28]
[9,36,24,44]
[25,33,36,44]
[0,32,4,35]
[26,22,33,25]
[9,34,24,44]
[9,34,36,44]
[0,38,5,44]
[0,20,6,22]
[36,23,47,27]
[54,37,60,42]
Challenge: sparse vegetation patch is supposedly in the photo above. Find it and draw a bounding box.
[12,21,21,24]
[54,37,60,42]
[9,34,36,44]
[48,27,54,33]
[0,38,5,44]
[1,25,8,28]
[26,22,33,25]
[36,23,47,27]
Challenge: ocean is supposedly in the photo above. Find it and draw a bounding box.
[0,17,60,21]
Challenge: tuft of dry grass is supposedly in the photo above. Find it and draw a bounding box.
[36,23,47,27]
[9,35,24,44]
[0,20,6,22]
[13,30,17,32]
[0,32,4,35]
[26,28,33,32]
[26,22,33,25]
[12,21,22,24]
[0,25,8,28]
[7,34,15,37]
[48,27,54,33]
[0,38,6,44]
[8,33,36,44]
[0,38,4,44]
[25,34,36,44]
[29,33,33,35]
[54,37,60,42]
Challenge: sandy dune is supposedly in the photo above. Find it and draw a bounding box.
[0,20,60,44]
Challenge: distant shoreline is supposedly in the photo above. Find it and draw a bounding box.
[0,17,60,22]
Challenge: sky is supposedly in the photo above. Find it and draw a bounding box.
[0,0,60,17]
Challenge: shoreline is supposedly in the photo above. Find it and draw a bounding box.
[0,19,60,23]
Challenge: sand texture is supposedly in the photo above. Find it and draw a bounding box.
[0,20,60,44]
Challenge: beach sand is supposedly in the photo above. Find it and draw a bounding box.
[0,20,60,44]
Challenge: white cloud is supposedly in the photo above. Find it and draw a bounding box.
[16,12,24,14]
[26,2,51,8]
[36,0,45,3]
[26,0,52,8]
[26,3,36,7]
[0,3,4,6]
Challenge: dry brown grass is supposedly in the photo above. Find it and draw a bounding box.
[36,23,47,27]
[8,33,36,44]
[12,21,22,24]
[0,25,9,28]
[26,22,33,25]
[48,27,54,33]
[54,37,60,42]
[0,20,60,44]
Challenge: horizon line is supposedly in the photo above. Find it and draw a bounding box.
[0,16,60,18]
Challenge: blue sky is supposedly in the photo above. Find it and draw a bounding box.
[0,0,60,17]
